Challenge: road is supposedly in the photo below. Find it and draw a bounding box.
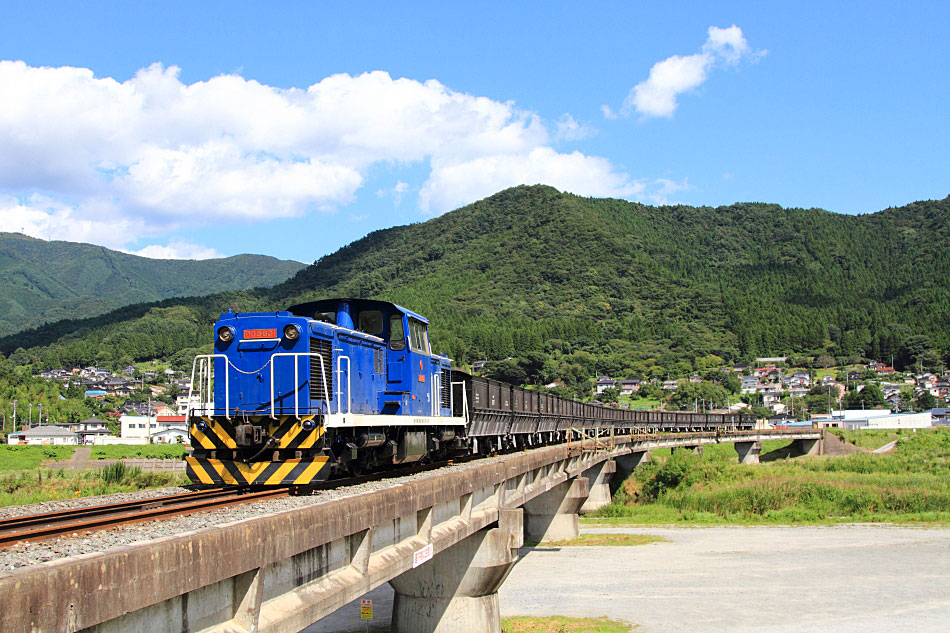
[306,524,950,633]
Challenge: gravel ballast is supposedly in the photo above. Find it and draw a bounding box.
[0,454,516,571]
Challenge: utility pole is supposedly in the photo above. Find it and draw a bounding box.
[28,404,32,429]
[11,400,16,433]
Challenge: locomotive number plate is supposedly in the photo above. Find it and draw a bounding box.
[244,328,277,339]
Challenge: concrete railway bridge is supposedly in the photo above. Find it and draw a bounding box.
[1,428,821,633]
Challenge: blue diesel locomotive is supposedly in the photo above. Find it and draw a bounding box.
[186,297,755,486]
[186,298,465,485]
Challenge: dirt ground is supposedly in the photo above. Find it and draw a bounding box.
[305,524,950,633]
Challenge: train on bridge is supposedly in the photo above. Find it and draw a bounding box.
[185,298,754,486]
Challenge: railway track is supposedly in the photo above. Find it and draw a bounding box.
[0,487,289,548]
[0,454,484,548]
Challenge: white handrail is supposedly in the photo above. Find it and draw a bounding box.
[188,354,230,419]
[269,352,330,420]
[452,380,469,425]
[336,355,351,415]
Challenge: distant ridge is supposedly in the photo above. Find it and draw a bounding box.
[3,186,948,380]
[0,233,305,337]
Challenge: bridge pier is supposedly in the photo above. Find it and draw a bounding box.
[580,460,615,512]
[523,477,589,543]
[389,510,522,633]
[735,441,762,464]
[796,437,822,455]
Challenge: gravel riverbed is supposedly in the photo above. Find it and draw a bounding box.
[0,453,514,571]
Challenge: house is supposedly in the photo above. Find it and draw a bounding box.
[176,393,203,415]
[740,376,759,394]
[149,385,168,397]
[84,390,107,400]
[49,418,112,444]
[7,425,79,445]
[732,363,750,373]
[618,379,641,395]
[152,416,189,444]
[662,380,679,391]
[689,374,702,383]
[929,409,950,426]
[594,377,617,394]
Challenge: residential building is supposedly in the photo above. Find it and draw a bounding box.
[7,425,79,445]
[618,379,641,395]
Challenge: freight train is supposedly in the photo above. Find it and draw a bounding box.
[185,298,754,486]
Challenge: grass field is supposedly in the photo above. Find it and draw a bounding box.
[0,465,189,507]
[0,445,187,471]
[590,428,950,525]
[502,616,636,632]
[530,534,667,547]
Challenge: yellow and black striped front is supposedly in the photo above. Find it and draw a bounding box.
[188,414,329,485]
[186,455,331,485]
[189,415,325,452]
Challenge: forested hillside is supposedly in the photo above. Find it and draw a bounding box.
[3,186,948,391]
[0,233,304,336]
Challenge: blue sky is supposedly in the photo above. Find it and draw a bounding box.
[1,1,947,263]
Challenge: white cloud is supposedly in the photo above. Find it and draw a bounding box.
[419,147,643,214]
[554,114,595,141]
[609,25,764,119]
[123,240,224,260]
[0,60,652,251]
[647,178,692,204]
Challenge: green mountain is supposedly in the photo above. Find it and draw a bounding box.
[3,186,949,388]
[0,233,305,336]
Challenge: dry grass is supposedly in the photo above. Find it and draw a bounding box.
[502,615,637,632]
[534,534,667,547]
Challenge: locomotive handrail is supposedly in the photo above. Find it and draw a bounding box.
[188,354,230,419]
[269,352,330,420]
[452,380,469,425]
[335,354,351,415]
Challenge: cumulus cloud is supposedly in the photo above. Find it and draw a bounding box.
[609,25,764,119]
[419,147,642,214]
[123,240,224,260]
[0,60,645,252]
[554,114,595,141]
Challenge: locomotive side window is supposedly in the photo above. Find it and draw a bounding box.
[359,310,383,335]
[314,311,336,324]
[389,315,406,351]
[408,318,430,355]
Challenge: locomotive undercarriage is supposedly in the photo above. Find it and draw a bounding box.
[186,414,471,486]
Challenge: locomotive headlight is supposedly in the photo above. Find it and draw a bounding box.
[302,418,316,431]
[282,324,301,342]
[217,326,235,343]
[195,420,207,432]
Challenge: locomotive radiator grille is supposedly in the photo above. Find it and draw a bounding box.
[309,337,333,402]
[440,368,451,409]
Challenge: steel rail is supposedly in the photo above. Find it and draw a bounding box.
[0,487,288,548]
